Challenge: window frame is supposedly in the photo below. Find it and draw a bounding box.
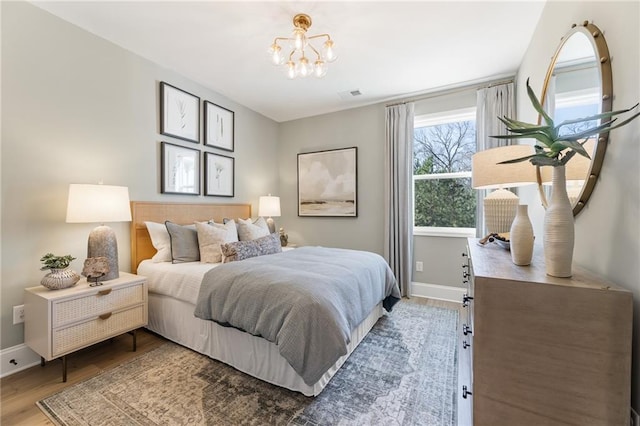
[413,107,477,237]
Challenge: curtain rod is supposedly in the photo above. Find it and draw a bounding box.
[385,77,515,108]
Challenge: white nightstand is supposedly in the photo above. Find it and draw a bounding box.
[24,272,148,382]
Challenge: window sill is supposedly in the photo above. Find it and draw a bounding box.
[413,227,476,238]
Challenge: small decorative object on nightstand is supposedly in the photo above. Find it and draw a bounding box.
[279,227,288,247]
[82,256,110,286]
[39,253,80,290]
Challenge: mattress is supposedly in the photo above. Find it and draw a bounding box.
[137,259,383,396]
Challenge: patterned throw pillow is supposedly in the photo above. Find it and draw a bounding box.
[221,233,282,263]
[236,217,270,241]
[195,220,238,263]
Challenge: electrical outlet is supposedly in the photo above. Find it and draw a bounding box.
[631,407,639,426]
[13,305,24,324]
[415,261,423,272]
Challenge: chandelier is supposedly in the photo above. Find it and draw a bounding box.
[268,13,337,79]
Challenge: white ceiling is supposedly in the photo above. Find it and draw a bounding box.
[32,1,547,122]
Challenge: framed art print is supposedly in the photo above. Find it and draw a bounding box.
[205,152,234,197]
[160,82,200,143]
[204,101,234,151]
[297,147,357,217]
[161,142,200,195]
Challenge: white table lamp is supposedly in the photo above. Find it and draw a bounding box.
[258,194,281,234]
[472,145,537,234]
[66,184,131,281]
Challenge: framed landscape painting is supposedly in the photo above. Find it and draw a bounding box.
[160,82,200,143]
[297,147,357,217]
[204,152,234,197]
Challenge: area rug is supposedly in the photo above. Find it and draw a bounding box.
[37,301,458,426]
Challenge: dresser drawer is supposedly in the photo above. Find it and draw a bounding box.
[52,304,146,357]
[53,283,145,327]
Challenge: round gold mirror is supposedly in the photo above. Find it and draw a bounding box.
[537,21,612,216]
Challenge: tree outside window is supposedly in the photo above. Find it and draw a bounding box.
[413,108,476,233]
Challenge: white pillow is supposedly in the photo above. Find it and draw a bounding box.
[237,217,270,241]
[145,221,171,263]
[195,220,238,263]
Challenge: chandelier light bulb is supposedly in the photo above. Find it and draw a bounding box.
[269,44,283,65]
[323,40,337,62]
[286,61,297,79]
[314,60,327,78]
[298,57,312,77]
[293,29,306,50]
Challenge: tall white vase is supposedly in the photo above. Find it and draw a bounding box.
[544,165,574,277]
[510,204,534,266]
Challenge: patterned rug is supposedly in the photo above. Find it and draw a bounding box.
[37,301,458,426]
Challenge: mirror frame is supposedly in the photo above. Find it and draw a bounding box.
[537,21,612,216]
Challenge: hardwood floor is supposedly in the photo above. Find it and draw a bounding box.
[1,296,461,425]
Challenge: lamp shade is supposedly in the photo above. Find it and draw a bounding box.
[472,145,537,189]
[472,145,537,235]
[258,195,281,217]
[66,184,132,223]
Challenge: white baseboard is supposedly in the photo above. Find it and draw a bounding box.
[0,343,41,378]
[411,281,466,303]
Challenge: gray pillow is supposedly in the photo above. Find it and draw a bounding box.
[165,221,200,263]
[221,233,282,263]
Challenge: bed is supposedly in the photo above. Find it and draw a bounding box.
[130,201,399,396]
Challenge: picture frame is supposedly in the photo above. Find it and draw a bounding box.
[161,142,200,195]
[204,152,235,197]
[204,101,234,151]
[160,82,200,143]
[297,147,357,217]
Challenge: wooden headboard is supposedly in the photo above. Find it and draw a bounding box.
[130,201,251,271]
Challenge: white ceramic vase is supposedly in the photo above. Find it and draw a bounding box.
[41,267,80,290]
[510,204,534,266]
[544,165,574,277]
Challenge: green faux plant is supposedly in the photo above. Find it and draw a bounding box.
[40,253,76,270]
[493,78,640,167]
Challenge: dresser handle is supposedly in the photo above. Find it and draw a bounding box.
[461,252,468,257]
[462,385,473,399]
[99,312,112,320]
[463,340,470,349]
[463,324,472,335]
[98,289,112,296]
[462,294,474,307]
[462,272,469,279]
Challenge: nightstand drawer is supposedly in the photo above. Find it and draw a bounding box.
[52,304,145,357]
[53,283,145,327]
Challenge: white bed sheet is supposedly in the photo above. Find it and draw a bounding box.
[138,259,219,304]
[139,259,383,396]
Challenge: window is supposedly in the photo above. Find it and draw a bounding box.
[413,107,476,236]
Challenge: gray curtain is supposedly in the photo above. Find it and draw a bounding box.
[384,103,415,297]
[475,82,515,236]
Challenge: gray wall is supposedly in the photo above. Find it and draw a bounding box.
[278,104,386,253]
[1,2,280,349]
[517,0,640,412]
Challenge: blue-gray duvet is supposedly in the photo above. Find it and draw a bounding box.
[194,246,400,385]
